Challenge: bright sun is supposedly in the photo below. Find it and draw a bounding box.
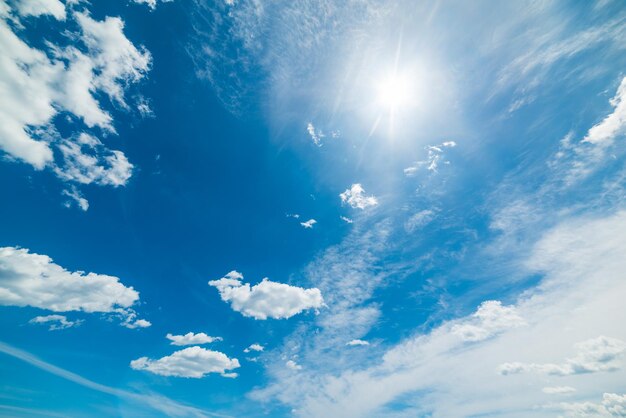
[377,73,412,111]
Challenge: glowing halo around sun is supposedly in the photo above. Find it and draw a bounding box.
[367,69,419,137]
[377,72,413,111]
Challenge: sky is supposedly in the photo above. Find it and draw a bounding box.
[1,0,626,417]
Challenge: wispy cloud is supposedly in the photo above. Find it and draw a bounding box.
[29,314,83,331]
[0,341,215,417]
[251,210,626,417]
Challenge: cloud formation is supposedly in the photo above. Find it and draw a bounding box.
[62,186,89,211]
[404,141,456,176]
[253,211,626,417]
[452,300,525,342]
[340,184,378,210]
[0,1,149,191]
[131,346,240,378]
[307,122,324,146]
[0,247,146,326]
[15,0,65,20]
[29,314,83,331]
[583,77,626,145]
[556,393,626,417]
[300,219,317,229]
[244,343,264,353]
[499,336,626,376]
[166,332,222,346]
[346,339,369,346]
[542,386,576,395]
[208,271,324,320]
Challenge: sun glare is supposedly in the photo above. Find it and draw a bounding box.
[377,73,412,111]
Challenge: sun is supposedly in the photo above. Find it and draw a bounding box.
[377,73,412,111]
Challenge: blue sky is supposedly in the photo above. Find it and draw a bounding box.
[1,0,626,417]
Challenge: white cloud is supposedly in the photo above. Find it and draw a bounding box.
[132,0,157,9]
[122,317,151,329]
[131,0,174,11]
[244,343,264,353]
[584,77,626,145]
[0,247,146,327]
[550,77,626,186]
[0,14,57,168]
[307,122,324,146]
[29,314,83,330]
[452,300,525,342]
[300,219,317,229]
[499,336,626,376]
[340,216,353,224]
[285,360,302,370]
[0,5,149,188]
[54,134,133,187]
[130,346,240,378]
[15,0,66,20]
[73,12,151,107]
[340,184,378,210]
[543,386,576,395]
[556,393,626,417]
[62,185,89,211]
[208,270,324,320]
[166,332,222,346]
[252,211,626,417]
[346,339,369,346]
[404,141,456,176]
[404,209,435,233]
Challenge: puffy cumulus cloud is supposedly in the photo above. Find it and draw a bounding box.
[244,343,264,353]
[340,184,378,210]
[120,311,151,329]
[15,0,66,20]
[346,339,369,346]
[130,346,240,378]
[208,271,324,320]
[0,247,147,327]
[452,300,525,342]
[166,332,222,346]
[556,393,626,417]
[300,219,317,229]
[29,314,83,330]
[0,2,149,191]
[54,134,133,187]
[499,336,626,376]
